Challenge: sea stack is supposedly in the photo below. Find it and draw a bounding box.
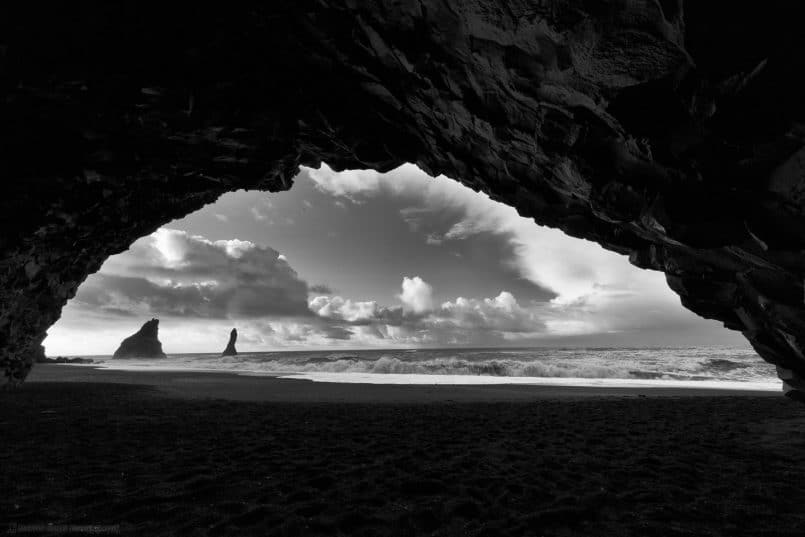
[222,328,238,357]
[113,318,167,359]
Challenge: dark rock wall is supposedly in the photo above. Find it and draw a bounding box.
[3,1,805,393]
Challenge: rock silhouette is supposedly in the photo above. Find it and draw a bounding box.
[113,319,167,359]
[222,328,238,357]
[37,356,94,364]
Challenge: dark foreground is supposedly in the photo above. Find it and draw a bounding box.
[2,379,805,536]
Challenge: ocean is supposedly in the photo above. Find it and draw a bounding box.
[83,346,781,391]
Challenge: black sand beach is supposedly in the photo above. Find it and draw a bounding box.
[3,366,805,536]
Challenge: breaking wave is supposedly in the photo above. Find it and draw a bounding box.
[286,355,633,378]
[93,346,778,384]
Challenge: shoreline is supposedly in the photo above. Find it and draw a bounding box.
[26,364,781,402]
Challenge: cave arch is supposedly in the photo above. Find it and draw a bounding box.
[3,1,805,396]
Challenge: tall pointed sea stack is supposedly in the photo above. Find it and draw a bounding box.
[113,319,167,359]
[222,328,238,357]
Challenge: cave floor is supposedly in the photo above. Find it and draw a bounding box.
[2,382,805,536]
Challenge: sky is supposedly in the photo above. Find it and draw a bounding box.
[44,164,747,355]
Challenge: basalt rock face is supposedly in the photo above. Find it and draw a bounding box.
[222,329,238,357]
[3,2,805,393]
[113,319,167,359]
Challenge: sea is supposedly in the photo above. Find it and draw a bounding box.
[82,346,781,391]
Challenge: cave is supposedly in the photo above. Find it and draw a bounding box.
[4,1,805,399]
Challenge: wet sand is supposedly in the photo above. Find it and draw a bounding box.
[2,365,805,536]
[24,364,782,402]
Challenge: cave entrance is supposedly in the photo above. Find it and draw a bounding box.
[41,164,774,388]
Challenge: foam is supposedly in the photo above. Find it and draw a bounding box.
[277,372,782,391]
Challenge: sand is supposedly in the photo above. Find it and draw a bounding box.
[2,365,805,536]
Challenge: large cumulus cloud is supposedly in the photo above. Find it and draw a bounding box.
[398,276,434,314]
[71,228,312,319]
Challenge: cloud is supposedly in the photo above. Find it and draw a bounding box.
[308,278,549,346]
[437,292,545,334]
[308,166,386,201]
[399,206,432,232]
[309,284,334,295]
[249,196,274,222]
[425,233,443,245]
[250,206,268,222]
[71,228,311,319]
[305,163,701,337]
[310,295,383,323]
[309,295,407,326]
[398,276,434,314]
[278,322,354,343]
